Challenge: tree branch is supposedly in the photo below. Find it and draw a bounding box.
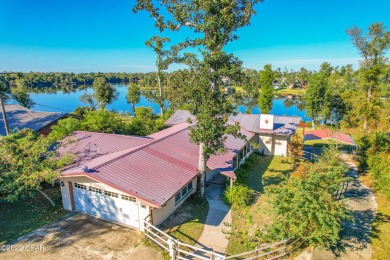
[36,189,55,206]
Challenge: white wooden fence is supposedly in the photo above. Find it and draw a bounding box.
[143,217,302,260]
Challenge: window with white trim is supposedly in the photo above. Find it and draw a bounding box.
[121,195,136,202]
[175,181,193,204]
[74,183,87,190]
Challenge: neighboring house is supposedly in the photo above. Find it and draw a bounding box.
[0,104,67,136]
[57,110,300,230]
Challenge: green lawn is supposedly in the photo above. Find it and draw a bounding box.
[227,155,295,255]
[275,88,306,96]
[0,184,67,245]
[159,195,208,246]
[304,139,355,151]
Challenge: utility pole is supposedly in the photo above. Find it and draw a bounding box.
[0,97,10,135]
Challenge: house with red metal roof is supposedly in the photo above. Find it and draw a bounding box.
[58,110,300,230]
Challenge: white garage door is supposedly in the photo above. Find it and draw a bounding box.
[73,183,140,229]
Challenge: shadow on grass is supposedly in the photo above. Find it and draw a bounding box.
[159,195,209,246]
[247,156,294,194]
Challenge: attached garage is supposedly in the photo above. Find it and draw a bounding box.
[60,178,150,230]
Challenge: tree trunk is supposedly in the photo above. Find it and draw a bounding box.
[364,86,372,131]
[197,142,207,198]
[311,119,315,130]
[132,103,136,117]
[0,97,10,135]
[157,73,164,117]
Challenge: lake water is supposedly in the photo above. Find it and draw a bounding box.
[29,85,310,121]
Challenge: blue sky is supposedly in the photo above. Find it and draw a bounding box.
[1,0,389,72]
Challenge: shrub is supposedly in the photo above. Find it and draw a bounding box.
[265,147,350,248]
[224,185,254,209]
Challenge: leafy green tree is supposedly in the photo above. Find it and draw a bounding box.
[80,93,98,111]
[92,77,118,109]
[258,64,276,114]
[346,22,390,131]
[79,110,128,134]
[145,36,171,116]
[11,79,35,108]
[129,107,165,135]
[134,0,262,197]
[49,117,82,141]
[126,83,141,116]
[0,129,71,205]
[266,147,349,248]
[304,72,327,129]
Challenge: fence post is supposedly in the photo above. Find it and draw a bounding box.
[254,246,258,259]
[211,249,214,260]
[168,238,175,260]
[176,239,180,259]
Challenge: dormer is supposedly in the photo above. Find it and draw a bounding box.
[259,114,274,130]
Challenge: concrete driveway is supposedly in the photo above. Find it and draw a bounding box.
[0,212,162,260]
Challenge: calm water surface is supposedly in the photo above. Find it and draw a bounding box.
[29,85,310,121]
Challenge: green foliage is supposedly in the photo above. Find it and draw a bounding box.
[49,108,166,141]
[234,154,260,184]
[266,147,350,248]
[258,64,276,114]
[11,79,35,108]
[358,131,390,199]
[134,1,262,191]
[0,76,10,99]
[0,129,71,202]
[346,23,390,130]
[288,134,303,167]
[127,83,141,115]
[224,154,259,209]
[92,77,118,108]
[224,185,254,209]
[129,107,165,136]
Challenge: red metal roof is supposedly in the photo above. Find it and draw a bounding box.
[59,123,253,207]
[59,111,300,208]
[304,129,356,145]
[230,113,301,136]
[164,110,196,126]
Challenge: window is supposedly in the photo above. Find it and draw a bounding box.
[74,183,87,190]
[181,185,188,197]
[104,191,119,198]
[187,182,193,191]
[175,193,181,203]
[89,187,103,194]
[121,195,136,202]
[175,181,194,204]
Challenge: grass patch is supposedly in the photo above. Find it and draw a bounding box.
[0,184,67,245]
[275,88,306,96]
[304,139,355,151]
[159,195,208,246]
[227,155,295,255]
[360,173,390,260]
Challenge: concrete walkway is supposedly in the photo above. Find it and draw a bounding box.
[311,152,377,260]
[195,175,231,255]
